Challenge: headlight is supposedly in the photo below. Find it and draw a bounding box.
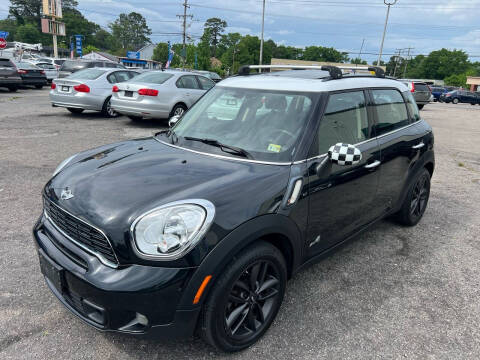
[52,154,76,177]
[131,199,215,260]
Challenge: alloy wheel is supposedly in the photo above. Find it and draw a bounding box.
[224,260,280,340]
[174,107,185,116]
[410,174,429,217]
[107,99,117,117]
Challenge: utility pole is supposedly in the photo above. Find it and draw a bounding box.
[393,48,402,77]
[377,0,397,66]
[358,38,365,61]
[403,47,414,78]
[177,0,193,70]
[259,0,266,71]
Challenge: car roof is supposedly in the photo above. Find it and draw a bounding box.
[218,73,409,93]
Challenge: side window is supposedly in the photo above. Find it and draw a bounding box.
[313,91,369,155]
[371,89,409,136]
[106,73,117,84]
[114,71,131,82]
[128,71,139,79]
[404,91,421,122]
[176,75,200,89]
[197,76,215,90]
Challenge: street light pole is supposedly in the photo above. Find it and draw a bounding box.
[259,0,266,71]
[377,0,397,66]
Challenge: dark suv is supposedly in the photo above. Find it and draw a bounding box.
[33,65,434,352]
[58,60,125,78]
[0,58,23,92]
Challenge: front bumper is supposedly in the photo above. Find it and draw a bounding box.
[33,215,201,338]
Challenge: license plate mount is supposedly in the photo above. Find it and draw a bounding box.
[124,91,133,97]
[61,86,69,92]
[39,251,65,292]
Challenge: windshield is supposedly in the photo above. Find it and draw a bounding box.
[68,68,106,80]
[169,87,315,162]
[130,71,174,84]
[60,61,90,71]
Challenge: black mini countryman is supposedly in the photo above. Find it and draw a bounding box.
[33,65,435,352]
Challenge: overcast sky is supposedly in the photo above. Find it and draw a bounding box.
[0,0,479,63]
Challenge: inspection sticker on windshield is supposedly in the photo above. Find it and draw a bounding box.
[267,144,282,153]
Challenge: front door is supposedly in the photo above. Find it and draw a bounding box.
[306,90,382,257]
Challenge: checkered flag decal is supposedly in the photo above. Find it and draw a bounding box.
[328,143,362,166]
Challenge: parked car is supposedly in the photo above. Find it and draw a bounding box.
[111,70,216,121]
[50,68,139,117]
[14,61,47,89]
[0,57,22,92]
[29,62,58,82]
[430,86,448,102]
[58,60,125,78]
[34,65,435,352]
[439,90,480,105]
[195,70,223,82]
[401,80,431,109]
[33,57,66,70]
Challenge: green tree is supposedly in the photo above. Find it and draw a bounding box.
[109,12,151,52]
[204,17,227,57]
[63,9,101,49]
[83,44,99,54]
[0,19,18,41]
[444,69,476,88]
[9,0,78,25]
[219,32,241,73]
[420,49,469,80]
[15,22,41,43]
[237,35,261,66]
[350,57,368,65]
[152,42,169,63]
[302,46,348,63]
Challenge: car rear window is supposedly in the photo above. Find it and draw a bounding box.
[0,59,14,67]
[68,69,107,80]
[414,83,430,92]
[16,62,39,69]
[60,61,90,71]
[130,72,173,84]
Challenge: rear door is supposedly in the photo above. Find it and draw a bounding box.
[0,58,17,77]
[372,89,426,213]
[306,90,382,256]
[413,83,430,103]
[176,75,204,106]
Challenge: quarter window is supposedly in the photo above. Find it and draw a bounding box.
[404,91,421,122]
[371,89,409,136]
[197,76,215,90]
[313,91,369,155]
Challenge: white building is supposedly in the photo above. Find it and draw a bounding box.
[138,44,156,61]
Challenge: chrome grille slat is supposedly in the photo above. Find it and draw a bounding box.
[43,199,118,266]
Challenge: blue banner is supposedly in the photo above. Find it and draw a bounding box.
[127,51,140,59]
[0,31,9,39]
[75,35,83,56]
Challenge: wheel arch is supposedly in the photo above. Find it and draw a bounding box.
[177,214,304,310]
[170,102,188,117]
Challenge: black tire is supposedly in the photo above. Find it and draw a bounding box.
[67,108,84,114]
[199,241,287,352]
[35,85,43,89]
[128,115,143,122]
[395,168,431,226]
[169,103,187,118]
[417,104,424,110]
[452,98,459,104]
[101,96,118,118]
[8,86,17,92]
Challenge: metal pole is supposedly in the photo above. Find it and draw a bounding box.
[182,0,187,69]
[403,47,412,78]
[259,0,266,70]
[377,0,397,66]
[358,38,365,60]
[53,34,58,58]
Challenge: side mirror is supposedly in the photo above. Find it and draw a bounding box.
[168,115,180,127]
[328,143,362,166]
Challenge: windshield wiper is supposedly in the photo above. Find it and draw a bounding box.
[184,137,253,159]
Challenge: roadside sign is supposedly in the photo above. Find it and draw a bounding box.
[75,35,83,56]
[0,31,9,39]
[0,38,7,50]
[127,51,140,59]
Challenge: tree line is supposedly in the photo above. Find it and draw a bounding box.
[1,0,478,87]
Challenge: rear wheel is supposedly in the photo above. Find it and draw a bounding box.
[170,103,187,118]
[452,98,459,104]
[395,168,431,226]
[35,85,43,89]
[128,115,143,122]
[102,97,118,118]
[417,104,424,110]
[199,241,287,352]
[67,108,84,114]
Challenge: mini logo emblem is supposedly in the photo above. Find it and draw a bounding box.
[60,187,74,200]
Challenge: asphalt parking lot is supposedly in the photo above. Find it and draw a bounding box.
[1,88,480,359]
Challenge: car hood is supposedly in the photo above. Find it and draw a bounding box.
[44,137,291,264]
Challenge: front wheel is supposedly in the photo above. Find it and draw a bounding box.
[395,168,431,226]
[417,104,424,110]
[67,108,84,114]
[199,241,287,352]
[102,97,118,118]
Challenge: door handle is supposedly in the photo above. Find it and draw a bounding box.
[364,160,381,169]
[412,142,425,150]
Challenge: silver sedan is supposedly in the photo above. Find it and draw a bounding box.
[110,70,215,121]
[50,68,139,117]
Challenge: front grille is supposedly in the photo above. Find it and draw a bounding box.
[43,199,118,266]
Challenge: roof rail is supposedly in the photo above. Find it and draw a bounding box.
[238,64,386,80]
